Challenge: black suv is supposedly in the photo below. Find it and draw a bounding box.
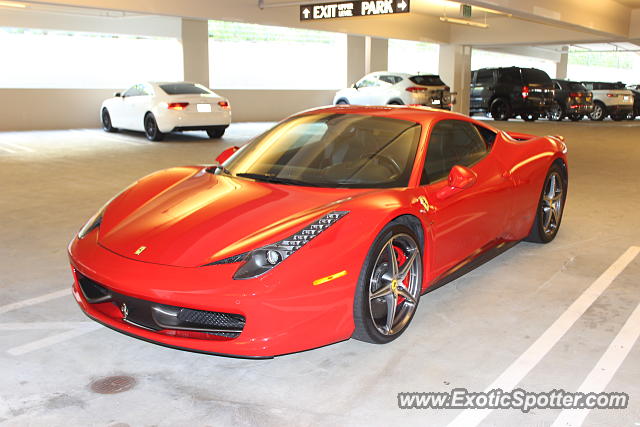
[547,80,593,121]
[470,67,555,121]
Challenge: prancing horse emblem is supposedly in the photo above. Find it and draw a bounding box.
[134,246,147,255]
[120,303,129,319]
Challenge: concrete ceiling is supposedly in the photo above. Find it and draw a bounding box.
[614,0,640,8]
[1,0,638,48]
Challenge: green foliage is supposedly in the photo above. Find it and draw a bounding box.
[568,50,633,70]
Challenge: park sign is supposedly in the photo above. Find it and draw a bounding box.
[300,0,410,21]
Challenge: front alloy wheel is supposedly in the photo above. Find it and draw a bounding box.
[353,223,422,343]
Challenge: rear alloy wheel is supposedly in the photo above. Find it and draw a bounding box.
[388,100,404,105]
[206,126,226,139]
[547,102,564,121]
[144,113,164,141]
[490,98,510,121]
[525,164,567,243]
[101,108,117,133]
[353,223,422,344]
[589,102,606,121]
[336,99,349,105]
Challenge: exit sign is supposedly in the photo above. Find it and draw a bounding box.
[300,0,410,21]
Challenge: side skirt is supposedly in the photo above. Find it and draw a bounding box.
[423,240,520,295]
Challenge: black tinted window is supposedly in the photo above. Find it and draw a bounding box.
[421,120,488,185]
[160,83,211,95]
[410,75,445,86]
[500,68,521,84]
[379,75,402,84]
[475,70,493,85]
[566,82,587,91]
[523,69,552,84]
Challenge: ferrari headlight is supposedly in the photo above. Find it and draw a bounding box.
[78,208,105,239]
[227,211,349,280]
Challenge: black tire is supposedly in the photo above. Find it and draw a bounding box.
[144,113,164,141]
[589,102,606,121]
[525,163,567,244]
[569,114,583,122]
[101,108,117,133]
[336,99,349,105]
[490,98,510,121]
[352,223,422,344]
[206,126,226,139]
[523,113,538,122]
[388,100,404,105]
[547,102,564,121]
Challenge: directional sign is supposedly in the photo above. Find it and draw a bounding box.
[300,0,410,21]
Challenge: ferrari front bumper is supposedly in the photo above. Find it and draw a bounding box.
[68,231,359,358]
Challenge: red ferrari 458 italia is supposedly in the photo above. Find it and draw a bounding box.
[69,106,568,358]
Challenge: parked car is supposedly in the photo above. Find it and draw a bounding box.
[580,81,634,121]
[547,80,593,121]
[334,72,452,109]
[470,67,555,121]
[626,84,640,120]
[70,105,568,357]
[101,81,231,141]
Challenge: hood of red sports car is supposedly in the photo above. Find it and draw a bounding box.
[97,167,368,268]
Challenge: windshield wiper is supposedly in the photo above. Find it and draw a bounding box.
[235,173,320,187]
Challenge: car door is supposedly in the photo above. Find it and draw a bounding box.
[352,76,380,105]
[417,119,512,279]
[470,69,494,110]
[123,84,154,131]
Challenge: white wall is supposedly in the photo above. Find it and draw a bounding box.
[0,89,336,131]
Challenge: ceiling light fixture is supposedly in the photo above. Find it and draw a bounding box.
[440,16,489,28]
[0,1,27,8]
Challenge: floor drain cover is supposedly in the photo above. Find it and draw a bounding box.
[90,376,137,394]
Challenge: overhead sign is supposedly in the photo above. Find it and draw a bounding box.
[300,0,410,21]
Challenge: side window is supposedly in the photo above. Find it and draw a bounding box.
[421,120,489,185]
[475,125,497,147]
[378,75,401,85]
[357,78,376,88]
[122,85,140,97]
[475,70,493,86]
[500,68,521,84]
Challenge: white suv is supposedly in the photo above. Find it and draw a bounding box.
[334,72,452,109]
[581,81,634,121]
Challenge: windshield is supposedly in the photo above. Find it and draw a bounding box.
[566,82,587,91]
[159,83,212,95]
[222,114,422,188]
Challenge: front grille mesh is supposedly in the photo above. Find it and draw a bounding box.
[178,309,245,330]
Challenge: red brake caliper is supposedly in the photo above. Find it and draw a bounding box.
[394,245,407,305]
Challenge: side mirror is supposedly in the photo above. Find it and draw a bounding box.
[215,146,240,165]
[352,83,359,90]
[437,165,477,199]
[114,92,122,97]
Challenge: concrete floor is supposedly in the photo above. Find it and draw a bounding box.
[1,120,639,426]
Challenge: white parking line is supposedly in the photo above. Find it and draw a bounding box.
[447,246,640,427]
[551,300,640,427]
[0,288,69,315]
[0,321,96,330]
[7,323,102,356]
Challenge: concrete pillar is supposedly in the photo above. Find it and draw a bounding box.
[367,37,389,73]
[556,51,568,80]
[181,18,209,86]
[347,34,388,86]
[438,44,472,115]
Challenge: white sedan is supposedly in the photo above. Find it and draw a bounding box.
[100,81,232,141]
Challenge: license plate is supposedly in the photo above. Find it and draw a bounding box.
[431,99,441,105]
[197,104,212,113]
